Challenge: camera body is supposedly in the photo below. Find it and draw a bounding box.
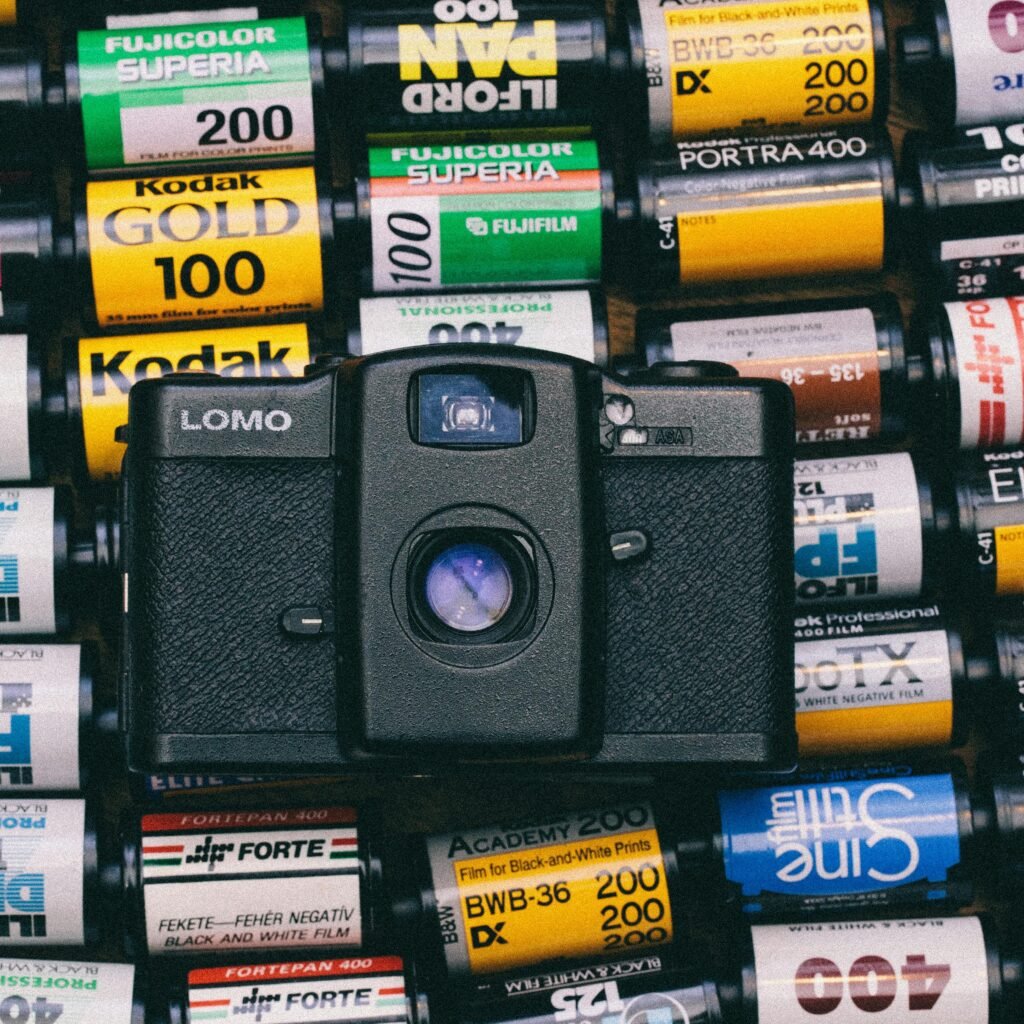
[121,348,795,771]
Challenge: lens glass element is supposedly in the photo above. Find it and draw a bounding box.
[414,370,530,446]
[424,542,514,633]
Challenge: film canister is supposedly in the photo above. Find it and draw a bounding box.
[0,642,107,792]
[681,762,981,918]
[793,452,948,605]
[897,0,1024,129]
[163,956,420,1024]
[0,331,47,482]
[617,0,888,144]
[349,289,608,363]
[70,164,340,331]
[0,959,143,1023]
[637,296,917,446]
[739,914,1023,1024]
[0,486,118,636]
[54,321,320,482]
[63,13,333,174]
[454,953,721,1024]
[116,804,385,959]
[953,447,1024,597]
[0,9,333,172]
[0,797,99,947]
[345,140,614,296]
[624,127,897,290]
[340,0,609,144]
[793,603,990,756]
[392,800,682,980]
[924,296,1024,449]
[901,124,1024,303]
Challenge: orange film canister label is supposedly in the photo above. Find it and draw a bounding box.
[637,0,877,140]
[996,523,1024,594]
[425,803,673,976]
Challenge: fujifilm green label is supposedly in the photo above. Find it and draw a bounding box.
[0,960,136,1023]
[77,17,315,170]
[0,489,55,636]
[368,142,604,293]
[355,290,598,360]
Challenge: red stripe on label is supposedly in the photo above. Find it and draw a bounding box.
[982,400,1007,446]
[379,988,405,996]
[189,1000,232,1007]
[142,807,358,832]
[331,837,357,846]
[142,844,185,853]
[188,958,406,985]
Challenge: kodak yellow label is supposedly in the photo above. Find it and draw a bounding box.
[638,0,876,139]
[0,0,16,26]
[996,524,1024,594]
[86,166,324,330]
[426,804,673,976]
[678,195,883,283]
[76,323,312,481]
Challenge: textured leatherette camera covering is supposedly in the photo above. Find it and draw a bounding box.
[601,456,795,763]
[126,459,338,757]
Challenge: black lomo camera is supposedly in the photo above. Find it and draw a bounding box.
[120,349,795,771]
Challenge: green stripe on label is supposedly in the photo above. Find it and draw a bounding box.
[438,200,602,286]
[77,17,312,170]
[144,857,183,866]
[330,850,358,859]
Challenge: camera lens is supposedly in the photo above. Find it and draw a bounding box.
[408,530,537,645]
[424,542,514,633]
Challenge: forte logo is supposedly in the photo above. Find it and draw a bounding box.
[179,409,293,432]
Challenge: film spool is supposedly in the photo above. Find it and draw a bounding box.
[738,913,1023,1024]
[637,295,916,445]
[678,761,979,918]
[341,0,609,144]
[953,447,1024,599]
[897,0,1024,129]
[617,0,888,144]
[70,165,338,331]
[163,956,423,1024]
[348,289,608,364]
[901,125,1024,303]
[0,959,144,1024]
[116,804,385,960]
[0,797,100,949]
[625,127,897,290]
[793,603,983,756]
[922,296,1024,450]
[793,452,949,606]
[395,800,684,980]
[0,642,104,793]
[346,139,615,296]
